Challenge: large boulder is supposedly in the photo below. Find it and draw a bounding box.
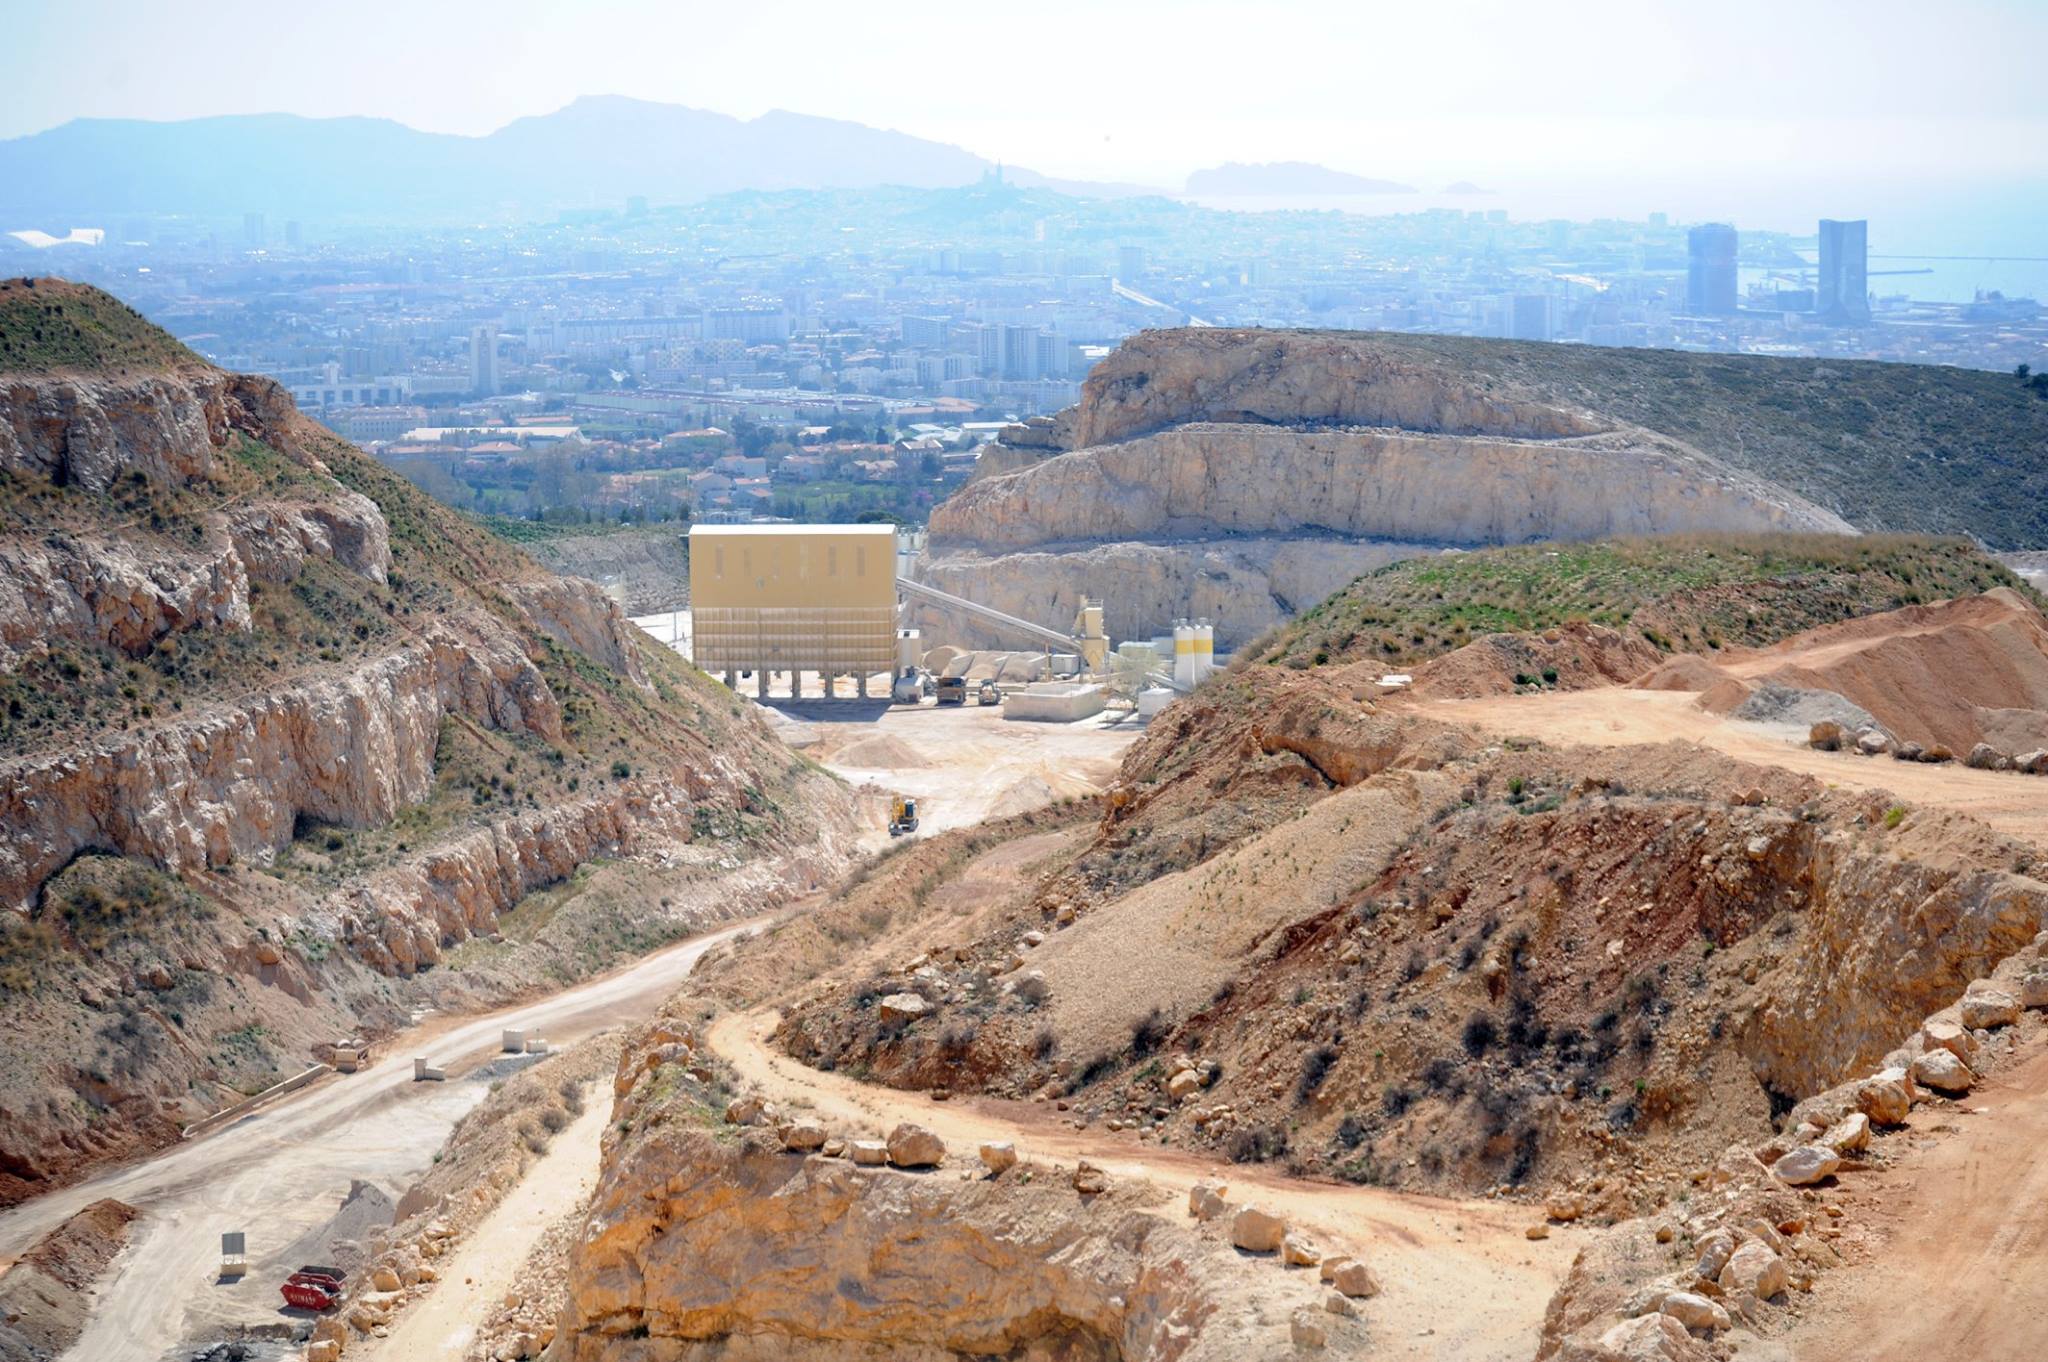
[1855,1072,1914,1125]
[1959,984,2021,1030]
[978,1142,1017,1174]
[2022,970,2048,1010]
[1328,1260,1380,1299]
[1230,1204,1287,1253]
[1718,1241,1788,1300]
[1820,1112,1871,1154]
[1659,1292,1731,1333]
[1771,1146,1841,1186]
[885,1123,946,1169]
[1189,1181,1230,1221]
[848,1139,888,1166]
[1562,1313,1712,1362]
[1911,1048,1974,1095]
[1808,721,1844,752]
[777,1121,827,1152]
[1965,743,2007,770]
[1921,1018,1978,1064]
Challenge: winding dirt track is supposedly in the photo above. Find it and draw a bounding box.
[709,1009,1576,1362]
[1418,688,2048,846]
[1780,1043,2048,1362]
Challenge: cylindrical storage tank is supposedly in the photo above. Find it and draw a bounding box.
[1173,620,1194,688]
[1195,622,1214,682]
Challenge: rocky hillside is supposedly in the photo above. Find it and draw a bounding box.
[913,328,2048,651]
[0,278,855,1203]
[775,554,2048,1213]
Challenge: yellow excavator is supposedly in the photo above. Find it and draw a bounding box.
[888,795,919,836]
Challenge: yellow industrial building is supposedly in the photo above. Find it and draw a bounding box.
[689,524,899,696]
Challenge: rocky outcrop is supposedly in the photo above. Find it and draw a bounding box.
[1039,328,1614,450]
[0,491,394,672]
[327,778,734,975]
[0,367,309,491]
[563,1124,1312,1361]
[225,491,391,584]
[504,577,651,689]
[0,531,250,669]
[0,611,558,911]
[917,328,1852,649]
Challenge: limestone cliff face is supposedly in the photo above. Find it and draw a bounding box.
[920,329,1853,649]
[0,611,558,912]
[913,535,1436,651]
[934,423,1849,556]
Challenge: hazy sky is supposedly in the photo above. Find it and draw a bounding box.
[10,0,2045,186]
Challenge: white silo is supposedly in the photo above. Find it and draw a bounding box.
[1173,620,1195,688]
[1195,620,1214,683]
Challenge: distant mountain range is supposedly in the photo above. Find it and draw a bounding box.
[0,96,1151,226]
[1184,162,1417,196]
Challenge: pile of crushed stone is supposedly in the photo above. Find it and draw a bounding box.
[1731,681,1881,734]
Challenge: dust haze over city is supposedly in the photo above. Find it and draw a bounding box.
[3,3,2048,1362]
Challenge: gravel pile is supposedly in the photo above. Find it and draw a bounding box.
[1732,682,1881,734]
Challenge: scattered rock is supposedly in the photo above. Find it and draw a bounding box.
[1230,1204,1288,1253]
[1808,721,1844,751]
[1073,1161,1108,1194]
[1282,1233,1322,1267]
[1965,742,2006,771]
[1527,1223,1551,1240]
[723,1096,768,1126]
[885,1123,945,1169]
[777,1121,827,1152]
[879,992,929,1024]
[2021,970,2048,1010]
[1189,1181,1230,1221]
[1324,1290,1356,1317]
[369,1265,401,1292]
[1692,1228,1737,1282]
[849,1140,888,1166]
[1546,1191,1585,1222]
[978,1142,1017,1174]
[1167,1069,1202,1101]
[1582,1313,1712,1361]
[1854,728,1891,756]
[1290,1307,1329,1350]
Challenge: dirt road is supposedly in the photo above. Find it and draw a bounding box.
[0,922,756,1362]
[1419,688,2048,845]
[709,1009,1575,1362]
[355,1084,610,1361]
[1780,1042,2048,1362]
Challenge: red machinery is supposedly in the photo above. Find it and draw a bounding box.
[280,1265,347,1311]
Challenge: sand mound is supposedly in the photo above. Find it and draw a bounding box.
[831,734,930,770]
[1713,587,2048,751]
